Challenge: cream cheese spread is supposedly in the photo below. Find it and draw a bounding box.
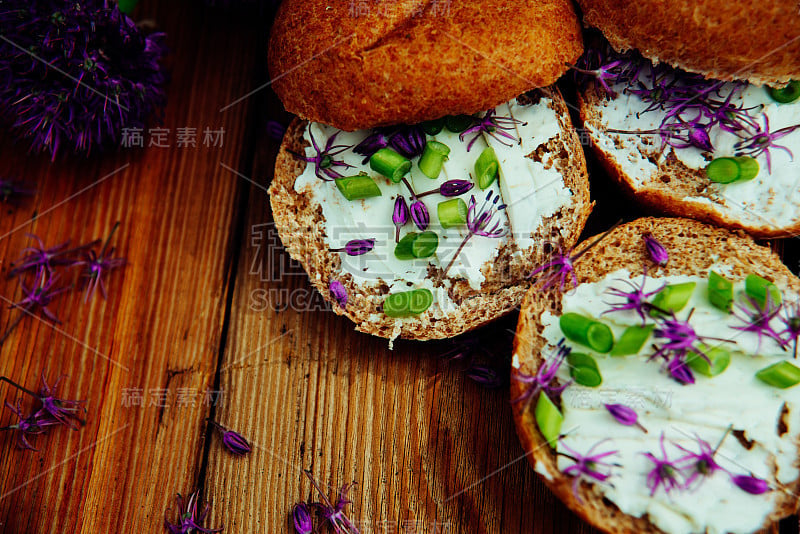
[533,268,800,534]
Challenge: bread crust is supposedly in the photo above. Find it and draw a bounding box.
[511,217,800,533]
[268,89,592,341]
[578,86,800,239]
[576,0,800,86]
[268,0,583,131]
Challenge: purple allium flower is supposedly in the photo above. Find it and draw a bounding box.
[0,178,35,203]
[35,375,87,430]
[353,125,425,163]
[650,311,730,378]
[570,46,644,96]
[410,201,429,231]
[0,1,167,159]
[734,115,800,173]
[602,271,665,324]
[329,280,348,308]
[392,196,409,242]
[292,502,313,534]
[440,192,507,279]
[643,233,669,267]
[465,365,502,388]
[459,108,524,151]
[604,404,647,432]
[513,339,572,407]
[295,130,353,181]
[417,179,475,199]
[643,433,683,496]
[164,490,223,534]
[77,223,126,302]
[675,430,729,489]
[731,294,784,354]
[730,474,770,495]
[9,234,94,278]
[528,245,578,293]
[9,270,70,324]
[558,439,618,503]
[331,239,375,256]
[305,471,360,534]
[666,355,695,385]
[208,420,251,456]
[1,400,59,450]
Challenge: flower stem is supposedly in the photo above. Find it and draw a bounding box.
[0,376,38,398]
[441,234,473,281]
[100,221,121,258]
[401,178,417,200]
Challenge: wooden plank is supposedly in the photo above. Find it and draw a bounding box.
[0,2,259,532]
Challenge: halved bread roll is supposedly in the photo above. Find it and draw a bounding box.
[512,217,800,533]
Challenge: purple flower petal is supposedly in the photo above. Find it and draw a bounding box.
[329,280,347,308]
[731,474,770,495]
[410,201,429,231]
[643,233,669,266]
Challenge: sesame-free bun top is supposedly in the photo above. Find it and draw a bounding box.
[268,0,583,131]
[577,0,800,86]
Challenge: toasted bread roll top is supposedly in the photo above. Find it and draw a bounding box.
[268,0,583,131]
[577,0,800,86]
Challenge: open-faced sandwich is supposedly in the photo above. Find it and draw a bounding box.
[267,0,593,340]
[573,0,800,237]
[512,217,800,533]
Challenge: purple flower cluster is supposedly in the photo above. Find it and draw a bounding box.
[513,339,572,406]
[353,125,426,163]
[602,270,665,324]
[164,491,223,534]
[459,108,524,151]
[294,130,353,181]
[207,420,251,456]
[0,375,86,450]
[292,471,360,534]
[557,439,618,502]
[574,39,800,170]
[0,1,167,159]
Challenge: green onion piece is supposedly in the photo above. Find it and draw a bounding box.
[475,147,500,189]
[411,231,438,258]
[650,282,696,316]
[383,288,433,317]
[117,0,139,13]
[745,274,782,307]
[734,156,759,181]
[707,271,734,312]
[370,148,411,183]
[686,346,731,377]
[768,81,800,103]
[408,288,434,314]
[705,158,740,184]
[394,232,418,260]
[335,175,382,200]
[437,198,468,228]
[559,313,614,353]
[418,141,451,179]
[422,118,445,136]
[535,393,563,448]
[567,353,602,387]
[610,325,655,356]
[445,115,474,133]
[756,360,800,388]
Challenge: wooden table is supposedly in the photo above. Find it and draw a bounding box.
[0,3,796,533]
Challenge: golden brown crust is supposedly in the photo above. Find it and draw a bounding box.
[268,89,592,341]
[511,217,800,533]
[576,0,800,86]
[577,87,800,239]
[268,0,583,131]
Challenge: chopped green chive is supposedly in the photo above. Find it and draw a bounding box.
[383,288,434,317]
[411,231,438,258]
[559,313,614,353]
[734,156,759,181]
[745,274,781,308]
[610,325,655,356]
[567,352,602,387]
[475,146,500,189]
[707,271,734,312]
[686,346,731,377]
[755,360,800,389]
[422,117,445,136]
[370,148,411,183]
[437,198,468,228]
[418,141,451,179]
[394,232,418,260]
[650,282,696,315]
[768,81,800,103]
[705,158,740,184]
[445,114,474,133]
[335,174,382,200]
[535,393,563,448]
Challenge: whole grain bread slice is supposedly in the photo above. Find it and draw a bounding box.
[511,216,800,533]
[576,0,800,87]
[578,85,800,239]
[269,88,592,341]
[268,0,583,131]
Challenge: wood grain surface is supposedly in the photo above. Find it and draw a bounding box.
[0,2,797,534]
